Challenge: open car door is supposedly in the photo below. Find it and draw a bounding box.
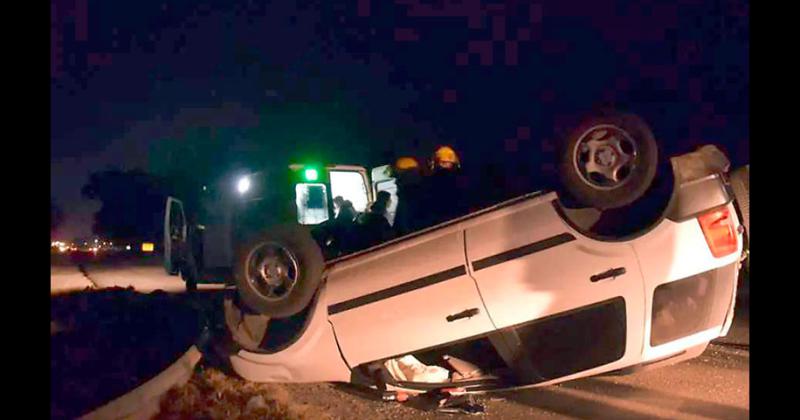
[163,196,187,275]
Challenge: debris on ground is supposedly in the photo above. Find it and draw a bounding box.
[156,366,331,420]
[404,388,486,415]
[444,355,487,381]
[384,355,450,383]
[381,390,410,402]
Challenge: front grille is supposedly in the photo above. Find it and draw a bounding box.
[650,264,736,346]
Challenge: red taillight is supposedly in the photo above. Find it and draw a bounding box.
[698,207,738,258]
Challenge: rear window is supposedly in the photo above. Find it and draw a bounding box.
[296,183,329,225]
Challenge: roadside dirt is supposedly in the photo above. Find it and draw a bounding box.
[50,288,209,419]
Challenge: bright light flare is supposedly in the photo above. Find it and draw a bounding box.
[237,176,251,194]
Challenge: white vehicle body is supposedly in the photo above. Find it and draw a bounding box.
[227,150,744,392]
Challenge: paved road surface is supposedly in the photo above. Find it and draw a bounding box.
[51,264,95,294]
[51,253,224,293]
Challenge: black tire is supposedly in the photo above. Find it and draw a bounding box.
[233,225,324,318]
[730,165,749,236]
[559,112,659,210]
[180,245,199,293]
[181,268,198,293]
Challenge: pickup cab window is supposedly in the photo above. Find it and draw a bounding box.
[296,183,329,225]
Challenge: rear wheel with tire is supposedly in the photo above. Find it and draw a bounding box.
[559,112,659,210]
[233,225,324,318]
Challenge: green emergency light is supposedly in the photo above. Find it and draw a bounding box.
[304,168,319,181]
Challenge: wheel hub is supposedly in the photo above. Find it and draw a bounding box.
[596,145,618,167]
[573,124,639,190]
[259,260,286,287]
[247,242,299,300]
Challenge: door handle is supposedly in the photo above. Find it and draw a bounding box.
[447,308,480,322]
[591,267,626,283]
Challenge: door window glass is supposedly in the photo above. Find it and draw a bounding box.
[296,183,329,225]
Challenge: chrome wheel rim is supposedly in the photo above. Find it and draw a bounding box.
[245,242,299,301]
[573,124,639,190]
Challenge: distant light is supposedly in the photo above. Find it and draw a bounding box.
[304,168,319,181]
[126,245,131,251]
[141,242,155,252]
[203,185,208,191]
[237,176,251,194]
[94,239,98,243]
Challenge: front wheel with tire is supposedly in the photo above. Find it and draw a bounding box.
[233,225,324,318]
[559,112,659,210]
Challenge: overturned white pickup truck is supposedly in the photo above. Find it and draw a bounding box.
[164,112,748,393]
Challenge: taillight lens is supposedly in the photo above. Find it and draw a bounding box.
[698,207,738,258]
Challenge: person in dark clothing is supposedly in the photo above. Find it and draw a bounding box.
[333,198,358,254]
[356,190,394,248]
[315,196,359,257]
[335,198,358,223]
[371,190,392,214]
[392,157,426,236]
[422,145,465,226]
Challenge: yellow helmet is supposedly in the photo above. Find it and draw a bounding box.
[395,156,420,171]
[432,145,460,170]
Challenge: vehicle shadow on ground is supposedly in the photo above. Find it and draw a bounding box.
[503,385,669,419]
[503,377,748,420]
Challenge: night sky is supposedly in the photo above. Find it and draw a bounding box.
[51,0,749,240]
